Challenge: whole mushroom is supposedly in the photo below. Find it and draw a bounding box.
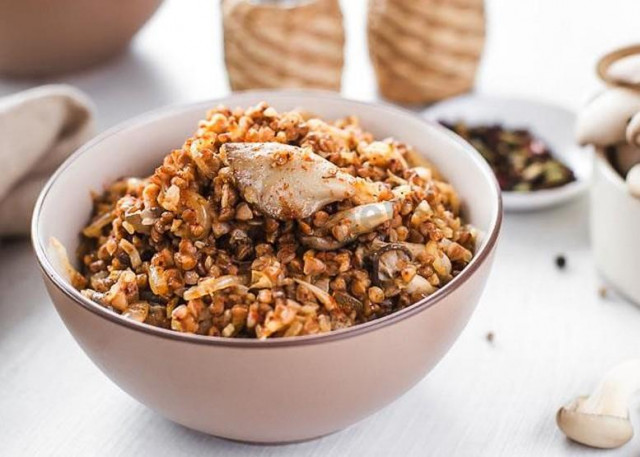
[556,359,640,449]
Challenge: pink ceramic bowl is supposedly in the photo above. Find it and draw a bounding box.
[0,0,163,77]
[32,91,502,443]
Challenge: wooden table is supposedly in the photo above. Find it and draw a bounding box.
[2,1,640,455]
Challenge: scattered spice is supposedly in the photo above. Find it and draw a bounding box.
[555,254,567,269]
[598,286,608,299]
[486,331,494,344]
[440,121,576,192]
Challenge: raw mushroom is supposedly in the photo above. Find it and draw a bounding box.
[626,164,640,198]
[576,88,640,147]
[371,243,413,287]
[613,143,640,176]
[222,142,385,220]
[626,110,640,147]
[604,53,640,87]
[556,359,640,449]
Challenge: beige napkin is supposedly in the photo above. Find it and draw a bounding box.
[0,85,95,237]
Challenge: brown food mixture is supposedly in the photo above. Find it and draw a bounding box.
[75,103,477,339]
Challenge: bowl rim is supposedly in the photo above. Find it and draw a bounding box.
[31,89,503,349]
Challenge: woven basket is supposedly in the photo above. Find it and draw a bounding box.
[222,0,345,91]
[368,0,485,104]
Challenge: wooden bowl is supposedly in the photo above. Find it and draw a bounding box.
[0,0,163,77]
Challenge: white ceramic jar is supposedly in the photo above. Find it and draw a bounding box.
[591,149,640,304]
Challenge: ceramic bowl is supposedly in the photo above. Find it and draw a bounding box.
[32,91,502,443]
[424,94,592,212]
[0,0,163,77]
[591,149,640,304]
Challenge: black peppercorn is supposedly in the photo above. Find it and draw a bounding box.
[555,255,566,269]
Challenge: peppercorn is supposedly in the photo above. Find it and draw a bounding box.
[555,255,566,269]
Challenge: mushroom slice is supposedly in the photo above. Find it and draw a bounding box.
[222,142,383,220]
[299,201,395,250]
[334,291,364,315]
[298,235,346,251]
[405,274,436,297]
[48,237,87,290]
[556,359,640,449]
[626,110,640,147]
[371,243,413,286]
[370,238,427,259]
[122,207,157,235]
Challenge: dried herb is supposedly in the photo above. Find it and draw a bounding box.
[441,122,576,192]
[598,286,608,299]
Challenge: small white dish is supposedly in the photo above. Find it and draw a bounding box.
[423,94,592,212]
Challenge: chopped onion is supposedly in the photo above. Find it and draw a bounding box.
[119,239,141,269]
[82,211,115,238]
[183,275,244,300]
[148,265,169,296]
[294,278,337,311]
[123,301,150,322]
[48,237,86,289]
[250,271,273,289]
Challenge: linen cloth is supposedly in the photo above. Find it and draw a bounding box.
[0,85,94,236]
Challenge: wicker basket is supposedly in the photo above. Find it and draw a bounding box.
[222,0,345,91]
[368,0,485,104]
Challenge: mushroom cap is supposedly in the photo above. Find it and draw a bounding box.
[556,396,634,449]
[626,163,640,199]
[626,110,640,147]
[606,53,640,87]
[576,88,640,147]
[613,142,640,176]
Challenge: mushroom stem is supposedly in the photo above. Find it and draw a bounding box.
[557,358,640,449]
[581,359,640,418]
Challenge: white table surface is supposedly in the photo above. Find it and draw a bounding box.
[2,1,640,456]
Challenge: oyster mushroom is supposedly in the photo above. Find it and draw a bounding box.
[370,238,427,259]
[626,164,640,198]
[222,142,384,220]
[371,243,413,287]
[299,201,395,250]
[626,110,640,147]
[601,51,640,87]
[334,291,364,314]
[370,241,435,297]
[556,359,640,449]
[576,88,640,147]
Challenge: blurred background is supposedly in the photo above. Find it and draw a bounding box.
[0,0,637,129]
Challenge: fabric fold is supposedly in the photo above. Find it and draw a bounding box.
[0,84,95,237]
